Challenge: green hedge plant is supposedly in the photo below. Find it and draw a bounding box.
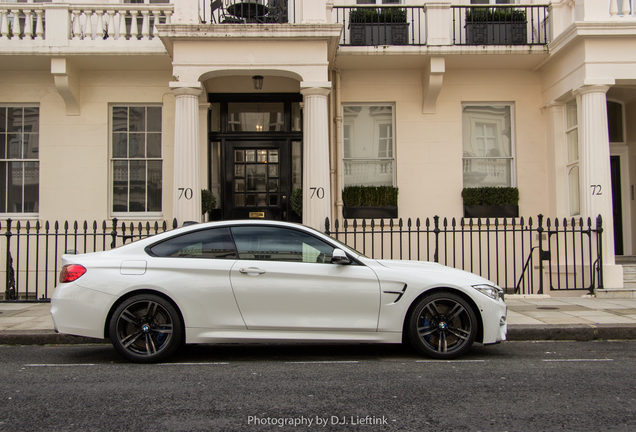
[461,186,519,206]
[343,186,399,207]
[349,7,407,24]
[466,7,526,23]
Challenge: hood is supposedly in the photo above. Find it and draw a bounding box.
[373,259,496,286]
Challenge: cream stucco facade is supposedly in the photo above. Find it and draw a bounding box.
[1,0,636,294]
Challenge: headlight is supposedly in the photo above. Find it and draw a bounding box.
[472,284,504,300]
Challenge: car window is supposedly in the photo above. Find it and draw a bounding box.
[230,226,334,263]
[148,227,237,259]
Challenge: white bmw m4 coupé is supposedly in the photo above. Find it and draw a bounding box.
[51,220,507,363]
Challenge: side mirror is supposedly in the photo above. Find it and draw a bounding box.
[331,248,351,265]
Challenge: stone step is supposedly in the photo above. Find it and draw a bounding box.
[597,288,636,299]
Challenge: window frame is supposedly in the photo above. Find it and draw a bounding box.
[0,104,40,217]
[342,103,397,187]
[109,103,163,219]
[461,102,516,189]
[565,99,580,216]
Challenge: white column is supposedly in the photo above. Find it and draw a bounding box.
[301,85,332,231]
[171,84,203,225]
[576,85,615,265]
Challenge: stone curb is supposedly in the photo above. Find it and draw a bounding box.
[0,330,109,345]
[507,324,636,341]
[3,325,636,346]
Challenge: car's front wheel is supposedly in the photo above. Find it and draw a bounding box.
[109,294,183,363]
[406,292,477,359]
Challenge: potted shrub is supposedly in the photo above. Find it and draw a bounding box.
[201,189,221,221]
[290,187,303,223]
[465,7,527,45]
[462,186,519,218]
[342,185,398,219]
[349,7,409,46]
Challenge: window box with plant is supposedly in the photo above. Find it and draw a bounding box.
[342,185,398,219]
[462,186,519,218]
[465,7,527,45]
[349,7,409,46]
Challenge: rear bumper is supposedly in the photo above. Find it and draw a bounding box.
[51,282,114,339]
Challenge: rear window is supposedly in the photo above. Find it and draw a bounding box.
[148,227,237,259]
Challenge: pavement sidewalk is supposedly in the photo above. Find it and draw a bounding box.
[2,295,636,345]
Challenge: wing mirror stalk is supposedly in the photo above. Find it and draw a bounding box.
[331,248,351,265]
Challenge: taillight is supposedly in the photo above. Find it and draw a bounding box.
[59,264,86,283]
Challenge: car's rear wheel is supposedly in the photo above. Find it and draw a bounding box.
[109,294,183,363]
[407,292,477,359]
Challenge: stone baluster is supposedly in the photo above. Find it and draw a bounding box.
[84,9,93,40]
[106,10,116,40]
[95,10,104,40]
[622,0,632,16]
[0,10,8,39]
[117,10,126,41]
[141,10,150,40]
[72,10,82,40]
[129,9,139,40]
[152,10,162,39]
[23,9,33,40]
[610,0,618,17]
[34,9,44,40]
[165,10,172,24]
[10,9,21,40]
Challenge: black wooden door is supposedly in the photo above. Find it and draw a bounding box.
[224,140,290,221]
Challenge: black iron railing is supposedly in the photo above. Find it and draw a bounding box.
[325,215,603,295]
[332,5,425,46]
[2,218,176,302]
[204,0,294,24]
[452,5,549,46]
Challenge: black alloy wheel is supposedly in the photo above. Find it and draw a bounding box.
[109,294,183,363]
[407,292,477,359]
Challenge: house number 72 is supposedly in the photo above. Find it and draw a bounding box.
[590,185,602,196]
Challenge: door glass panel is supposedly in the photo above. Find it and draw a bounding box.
[292,141,301,191]
[257,150,267,163]
[227,103,285,132]
[269,150,278,163]
[246,150,255,162]
[235,194,245,206]
[235,165,245,177]
[268,164,278,177]
[247,165,267,191]
[235,178,245,192]
[268,179,278,192]
[245,194,256,206]
[234,150,244,163]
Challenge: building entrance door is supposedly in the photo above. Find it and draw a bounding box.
[224,140,293,221]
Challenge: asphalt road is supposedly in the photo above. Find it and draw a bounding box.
[0,341,635,432]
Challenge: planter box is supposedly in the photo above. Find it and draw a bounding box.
[343,206,398,219]
[349,23,409,46]
[464,205,519,219]
[207,209,223,221]
[465,22,527,45]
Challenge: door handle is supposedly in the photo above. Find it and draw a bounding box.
[239,267,266,275]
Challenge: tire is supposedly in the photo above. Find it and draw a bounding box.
[109,294,183,363]
[406,292,477,359]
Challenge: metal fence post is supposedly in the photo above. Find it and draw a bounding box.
[4,218,15,300]
[537,214,544,295]
[433,215,440,263]
[596,215,604,290]
[110,218,118,249]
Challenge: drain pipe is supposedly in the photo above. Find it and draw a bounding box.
[334,69,343,221]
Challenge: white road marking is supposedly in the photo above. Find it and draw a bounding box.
[543,359,614,362]
[25,364,96,367]
[285,361,359,364]
[157,362,230,366]
[415,360,486,363]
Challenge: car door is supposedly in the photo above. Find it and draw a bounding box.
[229,225,381,331]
